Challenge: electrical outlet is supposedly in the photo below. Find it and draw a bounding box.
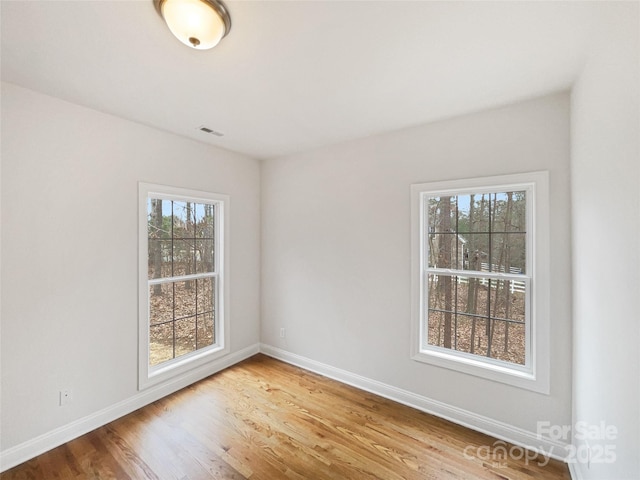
[59,389,72,406]
[280,328,286,338]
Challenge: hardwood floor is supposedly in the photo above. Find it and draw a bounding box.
[1,355,570,479]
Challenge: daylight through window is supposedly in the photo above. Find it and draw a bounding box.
[425,191,528,365]
[139,183,229,390]
[147,199,217,367]
[411,172,550,393]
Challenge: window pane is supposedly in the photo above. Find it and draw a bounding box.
[147,199,217,279]
[150,323,173,366]
[456,194,471,233]
[195,239,214,273]
[148,198,172,280]
[459,276,489,317]
[457,193,491,234]
[428,273,459,313]
[174,280,196,319]
[195,203,215,239]
[431,192,527,274]
[148,239,173,279]
[197,277,214,314]
[426,310,445,349]
[453,314,489,356]
[427,274,526,366]
[490,233,526,274]
[490,320,526,365]
[175,316,197,358]
[148,278,216,367]
[461,233,490,272]
[428,196,456,235]
[427,234,459,269]
[173,239,195,277]
[172,201,193,239]
[148,198,170,239]
[492,191,526,233]
[490,280,526,323]
[428,274,490,318]
[197,311,215,349]
[149,283,173,325]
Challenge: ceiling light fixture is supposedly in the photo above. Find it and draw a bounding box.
[153,0,231,50]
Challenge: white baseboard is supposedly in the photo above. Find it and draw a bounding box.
[259,343,571,464]
[2,343,574,474]
[568,461,584,480]
[0,343,260,473]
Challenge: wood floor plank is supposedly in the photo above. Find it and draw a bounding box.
[106,410,207,480]
[1,354,570,480]
[131,404,243,479]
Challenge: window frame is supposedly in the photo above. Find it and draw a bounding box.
[410,172,550,394]
[138,182,230,390]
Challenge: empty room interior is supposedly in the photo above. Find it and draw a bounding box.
[1,1,638,479]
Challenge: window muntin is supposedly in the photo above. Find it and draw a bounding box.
[139,183,229,390]
[411,172,550,393]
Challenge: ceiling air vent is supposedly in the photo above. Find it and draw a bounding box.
[197,125,224,137]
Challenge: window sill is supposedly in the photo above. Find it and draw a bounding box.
[139,344,229,391]
[412,349,549,394]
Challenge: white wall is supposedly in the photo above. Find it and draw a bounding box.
[571,3,640,479]
[0,83,261,452]
[261,93,572,440]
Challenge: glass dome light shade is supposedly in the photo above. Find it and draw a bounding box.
[156,0,231,50]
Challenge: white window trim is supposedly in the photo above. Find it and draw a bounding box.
[138,182,230,390]
[410,172,550,394]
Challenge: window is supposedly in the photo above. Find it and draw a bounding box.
[411,172,549,393]
[139,183,229,389]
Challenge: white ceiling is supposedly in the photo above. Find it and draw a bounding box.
[1,0,605,160]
